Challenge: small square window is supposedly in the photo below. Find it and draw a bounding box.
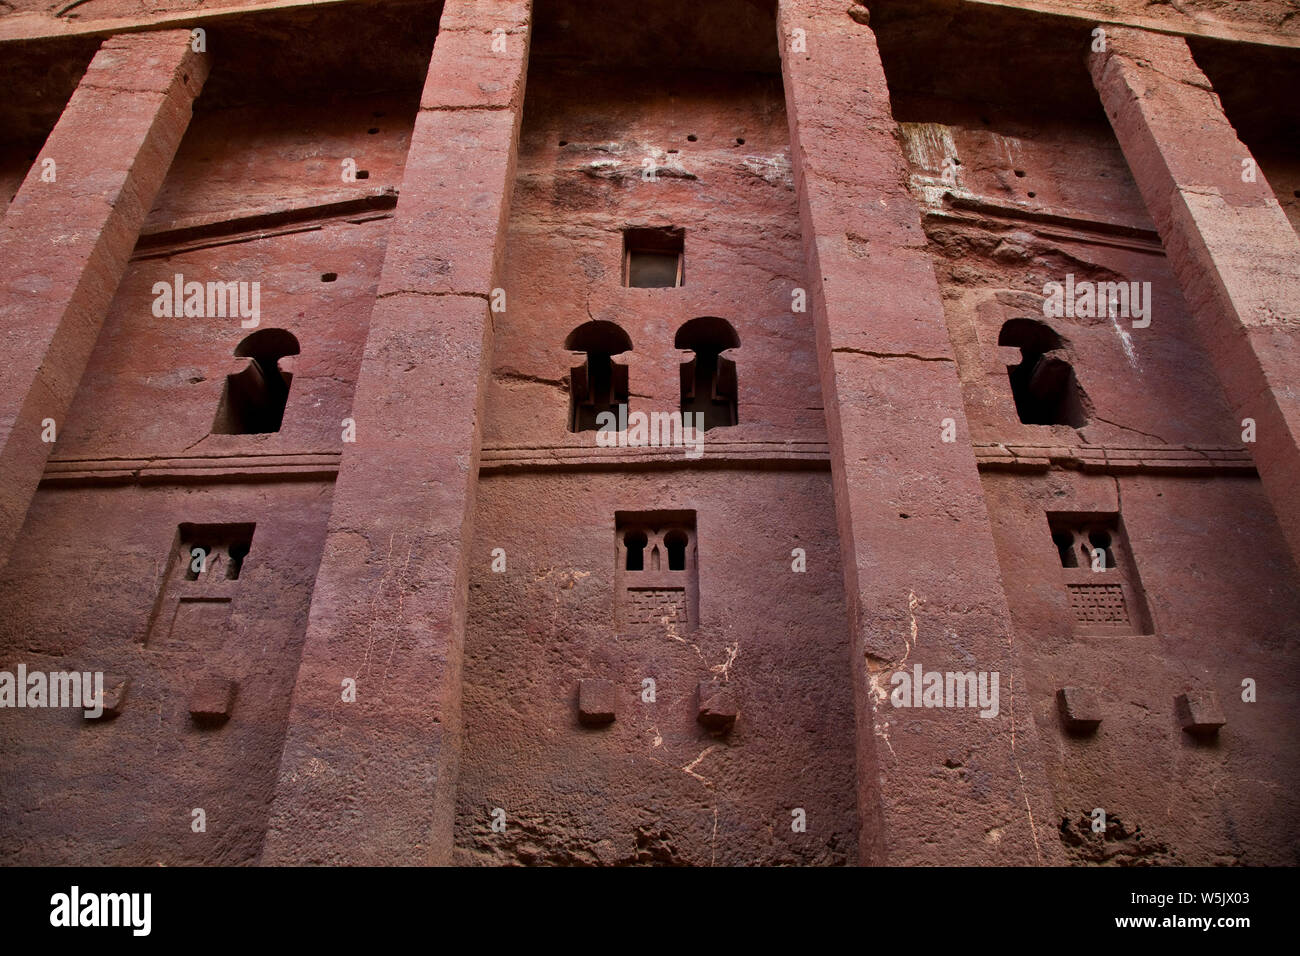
[623,227,684,288]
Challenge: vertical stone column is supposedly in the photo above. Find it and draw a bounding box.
[262,0,531,865]
[777,0,1062,864]
[1090,28,1300,564]
[0,30,207,573]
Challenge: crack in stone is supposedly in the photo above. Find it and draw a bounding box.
[832,346,954,363]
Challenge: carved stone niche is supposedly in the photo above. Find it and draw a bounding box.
[1046,511,1153,636]
[143,522,256,651]
[614,510,699,635]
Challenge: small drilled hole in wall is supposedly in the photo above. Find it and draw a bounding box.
[1014,169,1026,177]
[321,273,338,282]
[355,170,370,180]
[1028,191,1037,198]
[735,137,745,145]
[687,134,698,142]
[367,127,380,135]
[559,140,568,147]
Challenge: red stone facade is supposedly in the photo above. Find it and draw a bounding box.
[1,0,1297,866]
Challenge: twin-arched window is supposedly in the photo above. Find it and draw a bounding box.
[565,317,740,433]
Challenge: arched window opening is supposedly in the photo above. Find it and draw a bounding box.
[213,329,300,435]
[675,316,740,431]
[664,530,688,571]
[998,318,1088,427]
[565,321,632,432]
[1052,529,1078,568]
[1087,529,1115,570]
[624,530,647,571]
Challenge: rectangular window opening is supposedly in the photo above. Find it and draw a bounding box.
[623,226,684,288]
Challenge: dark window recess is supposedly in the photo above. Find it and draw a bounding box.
[565,320,632,432]
[177,523,256,582]
[1087,529,1115,570]
[624,226,684,288]
[676,316,740,430]
[227,540,251,580]
[213,329,300,435]
[664,529,688,571]
[1052,529,1078,568]
[999,318,1089,427]
[624,530,647,571]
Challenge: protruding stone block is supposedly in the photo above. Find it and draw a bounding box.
[189,676,237,725]
[1176,690,1225,737]
[697,681,738,733]
[86,675,130,720]
[1056,686,1102,734]
[577,679,615,726]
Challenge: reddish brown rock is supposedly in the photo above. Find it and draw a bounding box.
[696,681,739,733]
[89,675,131,721]
[189,676,237,725]
[0,0,1296,869]
[1176,690,1226,738]
[1056,687,1102,735]
[578,679,616,726]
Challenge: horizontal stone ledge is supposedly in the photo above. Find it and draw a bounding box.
[966,0,1300,50]
[135,188,398,258]
[928,196,1162,250]
[973,442,1256,475]
[0,0,374,44]
[40,452,341,486]
[479,440,831,473]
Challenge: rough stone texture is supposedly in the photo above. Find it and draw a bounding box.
[890,5,1300,863]
[189,675,237,724]
[260,0,531,866]
[1090,28,1300,566]
[696,681,739,733]
[0,480,334,865]
[779,0,1063,865]
[1056,687,1101,734]
[0,0,1297,868]
[577,679,616,726]
[1176,690,1226,737]
[0,30,207,573]
[91,675,130,719]
[453,56,860,867]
